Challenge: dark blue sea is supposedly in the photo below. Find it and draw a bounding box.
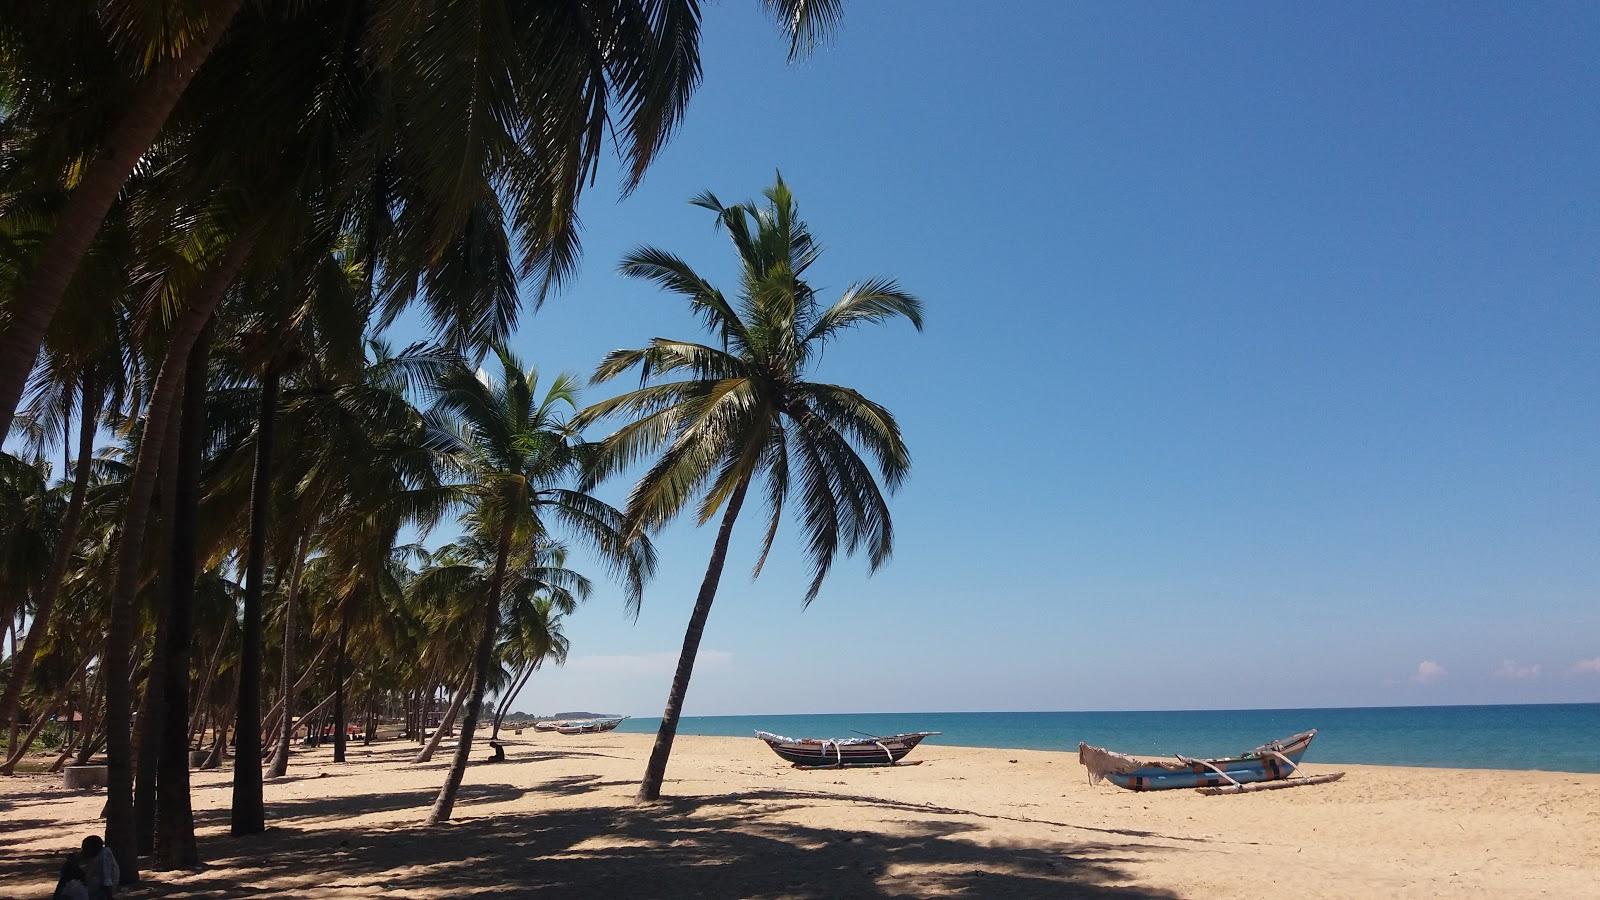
[615,704,1600,773]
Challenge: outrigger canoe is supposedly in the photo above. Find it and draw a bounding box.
[756,730,939,768]
[1079,729,1342,793]
[535,716,627,734]
[556,716,626,734]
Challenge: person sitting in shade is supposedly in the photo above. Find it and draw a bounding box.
[52,856,90,900]
[79,835,119,899]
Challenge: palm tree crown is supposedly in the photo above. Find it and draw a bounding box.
[581,174,922,601]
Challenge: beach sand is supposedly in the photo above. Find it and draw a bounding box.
[2,732,1597,897]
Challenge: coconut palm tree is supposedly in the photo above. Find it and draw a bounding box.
[0,0,848,439]
[491,592,573,741]
[419,348,653,824]
[578,175,922,801]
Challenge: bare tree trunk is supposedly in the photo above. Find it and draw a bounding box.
[108,231,257,880]
[231,354,276,836]
[266,533,309,778]
[155,327,210,869]
[427,526,512,825]
[0,376,98,739]
[0,0,241,438]
[637,479,749,803]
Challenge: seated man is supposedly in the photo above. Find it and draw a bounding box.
[488,740,506,762]
[80,835,119,900]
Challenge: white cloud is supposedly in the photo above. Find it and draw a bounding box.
[1570,658,1600,676]
[1491,660,1540,681]
[1412,660,1446,684]
[566,650,732,676]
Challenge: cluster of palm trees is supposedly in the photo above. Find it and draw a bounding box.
[0,0,921,889]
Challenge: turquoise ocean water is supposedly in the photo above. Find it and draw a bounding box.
[614,704,1600,773]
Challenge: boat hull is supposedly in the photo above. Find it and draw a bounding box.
[1103,731,1317,791]
[756,731,938,768]
[556,720,623,735]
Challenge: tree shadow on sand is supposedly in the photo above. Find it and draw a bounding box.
[92,788,1183,898]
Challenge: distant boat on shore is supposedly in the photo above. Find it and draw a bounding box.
[756,730,939,768]
[535,716,628,734]
[1079,729,1341,792]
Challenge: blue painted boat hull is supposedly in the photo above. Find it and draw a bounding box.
[1100,730,1317,791]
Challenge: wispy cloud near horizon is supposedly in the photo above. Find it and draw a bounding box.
[1412,660,1447,684]
[1571,658,1600,676]
[1491,660,1541,680]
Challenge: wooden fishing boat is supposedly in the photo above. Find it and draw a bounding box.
[554,716,627,735]
[1079,729,1340,792]
[532,721,562,732]
[755,730,939,768]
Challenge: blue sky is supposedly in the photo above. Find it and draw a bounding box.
[23,3,1597,716]
[444,1,1600,716]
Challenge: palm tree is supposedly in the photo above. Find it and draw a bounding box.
[492,576,575,740]
[420,348,653,824]
[579,176,922,802]
[0,1,242,437]
[0,0,847,438]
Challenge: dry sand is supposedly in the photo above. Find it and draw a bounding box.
[2,732,1597,898]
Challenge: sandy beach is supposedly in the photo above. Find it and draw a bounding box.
[3,732,1597,898]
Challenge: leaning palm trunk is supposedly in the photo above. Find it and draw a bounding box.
[413,671,471,764]
[155,328,210,869]
[491,665,535,741]
[188,617,232,745]
[232,356,277,835]
[0,378,98,743]
[0,655,90,775]
[259,637,331,744]
[427,528,512,825]
[267,534,310,778]
[0,1,241,439]
[107,233,255,879]
[638,480,749,803]
[203,669,240,770]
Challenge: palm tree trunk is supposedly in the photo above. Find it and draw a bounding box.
[427,526,512,825]
[413,670,470,764]
[266,532,309,778]
[491,665,534,741]
[0,655,90,775]
[259,637,330,744]
[332,606,351,763]
[155,325,210,869]
[0,0,241,439]
[107,230,256,879]
[188,617,232,745]
[74,664,108,767]
[203,668,239,770]
[137,411,184,854]
[637,479,749,803]
[231,359,277,835]
[0,376,98,741]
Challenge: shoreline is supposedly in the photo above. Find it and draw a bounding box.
[4,732,1597,897]
[606,703,1600,775]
